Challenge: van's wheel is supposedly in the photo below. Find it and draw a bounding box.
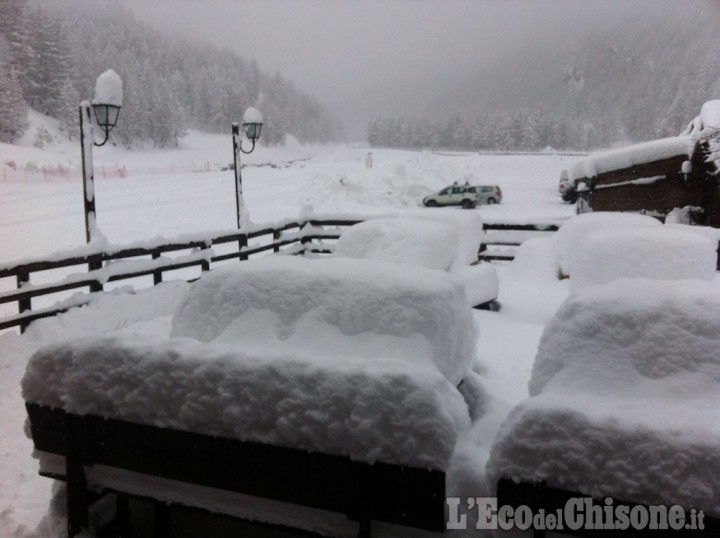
[487,198,497,204]
[462,199,475,209]
[426,200,438,207]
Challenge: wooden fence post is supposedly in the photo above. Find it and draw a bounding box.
[273,230,282,253]
[16,271,31,334]
[239,234,248,261]
[87,255,103,293]
[152,251,163,285]
[201,244,211,272]
[65,414,89,537]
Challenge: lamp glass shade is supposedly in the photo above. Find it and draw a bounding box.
[243,122,263,142]
[93,104,121,131]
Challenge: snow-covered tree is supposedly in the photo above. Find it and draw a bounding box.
[0,37,27,142]
[2,1,339,147]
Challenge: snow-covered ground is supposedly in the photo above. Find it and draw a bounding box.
[0,120,589,536]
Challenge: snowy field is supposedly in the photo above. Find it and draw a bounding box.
[9,121,716,537]
[1,114,575,262]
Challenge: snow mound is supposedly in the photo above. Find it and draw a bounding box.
[554,212,662,276]
[570,226,717,291]
[93,69,123,106]
[243,106,263,124]
[665,222,720,243]
[488,279,720,514]
[24,256,477,469]
[334,217,457,270]
[171,256,477,385]
[23,334,469,470]
[400,208,485,267]
[335,212,497,306]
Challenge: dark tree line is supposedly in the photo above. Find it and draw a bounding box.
[0,0,341,146]
[367,111,616,152]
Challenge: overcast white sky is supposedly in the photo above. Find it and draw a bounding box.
[119,0,709,137]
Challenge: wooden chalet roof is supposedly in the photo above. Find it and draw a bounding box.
[568,136,694,185]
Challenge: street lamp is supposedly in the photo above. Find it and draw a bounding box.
[232,107,263,229]
[80,69,123,243]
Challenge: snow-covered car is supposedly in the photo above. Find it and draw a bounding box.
[468,184,503,205]
[334,212,499,309]
[422,184,478,209]
[422,184,502,209]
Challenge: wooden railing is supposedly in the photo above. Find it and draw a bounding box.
[17,217,715,333]
[479,222,562,262]
[0,219,361,332]
[479,221,720,270]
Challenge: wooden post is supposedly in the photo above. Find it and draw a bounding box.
[239,234,248,261]
[154,501,170,538]
[16,271,31,334]
[152,251,163,285]
[87,255,103,293]
[200,244,211,273]
[273,229,282,253]
[65,414,88,537]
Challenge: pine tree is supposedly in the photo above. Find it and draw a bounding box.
[56,75,80,140]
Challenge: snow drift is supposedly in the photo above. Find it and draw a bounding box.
[554,212,662,277]
[487,278,720,515]
[24,256,477,471]
[569,226,717,291]
[335,211,498,307]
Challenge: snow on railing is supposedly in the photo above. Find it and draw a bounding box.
[0,216,580,333]
[0,218,361,333]
[0,163,129,183]
[478,220,564,262]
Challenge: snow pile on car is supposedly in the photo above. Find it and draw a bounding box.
[23,256,476,470]
[486,278,720,514]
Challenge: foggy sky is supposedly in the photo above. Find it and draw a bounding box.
[119,0,708,138]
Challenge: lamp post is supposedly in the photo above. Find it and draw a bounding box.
[232,107,263,229]
[80,69,122,244]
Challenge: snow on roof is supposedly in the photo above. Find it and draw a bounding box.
[487,278,720,514]
[567,136,694,182]
[699,100,720,131]
[683,99,720,136]
[92,69,123,107]
[569,226,717,291]
[23,256,476,469]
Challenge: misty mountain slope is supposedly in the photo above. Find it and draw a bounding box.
[420,1,720,147]
[2,0,341,147]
